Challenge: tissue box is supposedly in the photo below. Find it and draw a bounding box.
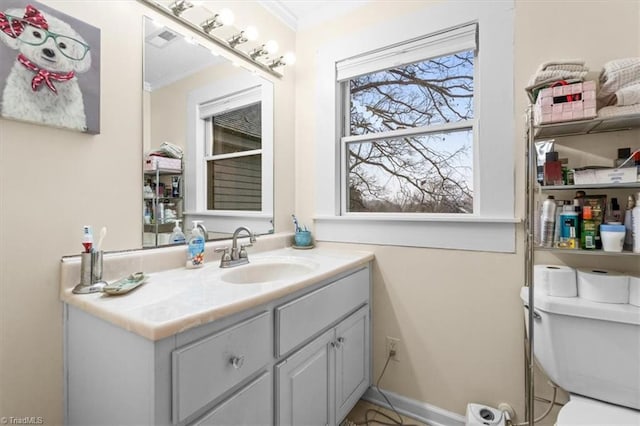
[144,155,181,171]
[573,166,639,185]
[534,81,597,124]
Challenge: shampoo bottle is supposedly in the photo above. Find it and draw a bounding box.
[169,220,186,244]
[186,221,205,268]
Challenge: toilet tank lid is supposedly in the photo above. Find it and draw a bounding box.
[520,287,640,325]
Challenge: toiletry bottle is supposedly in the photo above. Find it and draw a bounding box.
[615,148,632,168]
[82,225,93,253]
[543,151,563,186]
[559,204,579,249]
[186,221,205,268]
[609,198,622,223]
[633,192,640,254]
[540,195,556,247]
[624,195,635,251]
[169,220,186,244]
[581,206,597,250]
[572,198,582,240]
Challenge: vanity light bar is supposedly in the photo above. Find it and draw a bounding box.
[168,0,192,16]
[138,0,287,78]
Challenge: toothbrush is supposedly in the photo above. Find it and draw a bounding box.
[292,214,300,232]
[96,227,107,252]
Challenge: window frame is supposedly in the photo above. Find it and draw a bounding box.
[185,74,273,234]
[204,89,262,211]
[314,1,517,252]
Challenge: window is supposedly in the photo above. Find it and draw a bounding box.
[206,102,262,211]
[340,42,475,214]
[314,1,516,252]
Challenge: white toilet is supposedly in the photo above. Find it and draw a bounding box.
[520,287,640,425]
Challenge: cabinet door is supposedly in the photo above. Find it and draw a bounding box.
[193,372,272,426]
[276,329,335,426]
[335,305,370,423]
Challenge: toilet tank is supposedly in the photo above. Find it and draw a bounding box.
[521,287,640,410]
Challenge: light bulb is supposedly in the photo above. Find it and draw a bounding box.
[218,8,234,26]
[244,26,259,42]
[283,52,296,66]
[264,40,279,55]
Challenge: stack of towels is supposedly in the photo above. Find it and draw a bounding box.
[598,57,640,108]
[526,60,589,103]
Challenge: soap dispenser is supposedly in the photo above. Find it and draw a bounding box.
[169,220,186,244]
[186,221,205,269]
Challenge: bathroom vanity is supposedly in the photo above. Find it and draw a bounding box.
[61,246,372,426]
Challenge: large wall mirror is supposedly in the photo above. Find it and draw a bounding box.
[142,16,274,247]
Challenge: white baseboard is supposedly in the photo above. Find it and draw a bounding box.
[362,387,466,426]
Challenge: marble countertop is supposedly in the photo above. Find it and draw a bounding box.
[60,246,373,341]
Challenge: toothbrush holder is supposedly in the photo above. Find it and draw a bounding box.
[294,230,313,247]
[73,251,107,294]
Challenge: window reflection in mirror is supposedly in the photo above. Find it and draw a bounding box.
[207,102,262,211]
[142,16,273,248]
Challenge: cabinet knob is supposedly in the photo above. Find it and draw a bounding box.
[230,355,245,369]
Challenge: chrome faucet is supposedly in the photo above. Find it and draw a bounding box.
[215,226,257,268]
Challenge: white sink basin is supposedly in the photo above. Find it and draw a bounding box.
[220,258,318,284]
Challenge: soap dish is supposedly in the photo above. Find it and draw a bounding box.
[103,272,147,295]
[292,244,315,250]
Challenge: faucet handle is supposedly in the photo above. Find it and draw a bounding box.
[239,243,252,259]
[215,247,231,262]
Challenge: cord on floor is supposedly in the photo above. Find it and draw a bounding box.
[342,352,421,426]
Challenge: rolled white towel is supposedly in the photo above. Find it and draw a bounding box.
[615,82,640,106]
[598,57,640,98]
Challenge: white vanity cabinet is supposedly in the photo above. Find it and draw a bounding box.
[275,267,371,426]
[65,263,371,426]
[276,306,369,426]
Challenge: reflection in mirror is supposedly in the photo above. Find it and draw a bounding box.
[142,16,273,248]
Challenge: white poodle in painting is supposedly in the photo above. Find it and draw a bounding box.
[0,4,92,132]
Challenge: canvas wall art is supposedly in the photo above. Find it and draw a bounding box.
[0,0,100,134]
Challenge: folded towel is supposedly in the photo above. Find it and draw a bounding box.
[528,69,588,87]
[598,57,640,101]
[597,103,640,119]
[615,82,640,106]
[526,60,589,103]
[536,59,586,72]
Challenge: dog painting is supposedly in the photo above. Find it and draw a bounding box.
[0,1,100,133]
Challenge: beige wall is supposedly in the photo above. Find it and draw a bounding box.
[1,0,638,423]
[0,1,294,423]
[295,0,640,421]
[148,61,241,151]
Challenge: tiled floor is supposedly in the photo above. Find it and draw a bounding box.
[343,400,430,426]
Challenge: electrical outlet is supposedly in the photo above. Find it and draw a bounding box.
[385,336,400,362]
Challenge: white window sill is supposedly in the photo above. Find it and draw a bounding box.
[314,215,520,253]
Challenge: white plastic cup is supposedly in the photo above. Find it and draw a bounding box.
[600,224,625,252]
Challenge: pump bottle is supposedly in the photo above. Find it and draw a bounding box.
[169,220,186,244]
[186,221,205,268]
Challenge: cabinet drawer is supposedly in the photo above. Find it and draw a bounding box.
[193,371,272,426]
[172,311,272,423]
[276,267,369,357]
